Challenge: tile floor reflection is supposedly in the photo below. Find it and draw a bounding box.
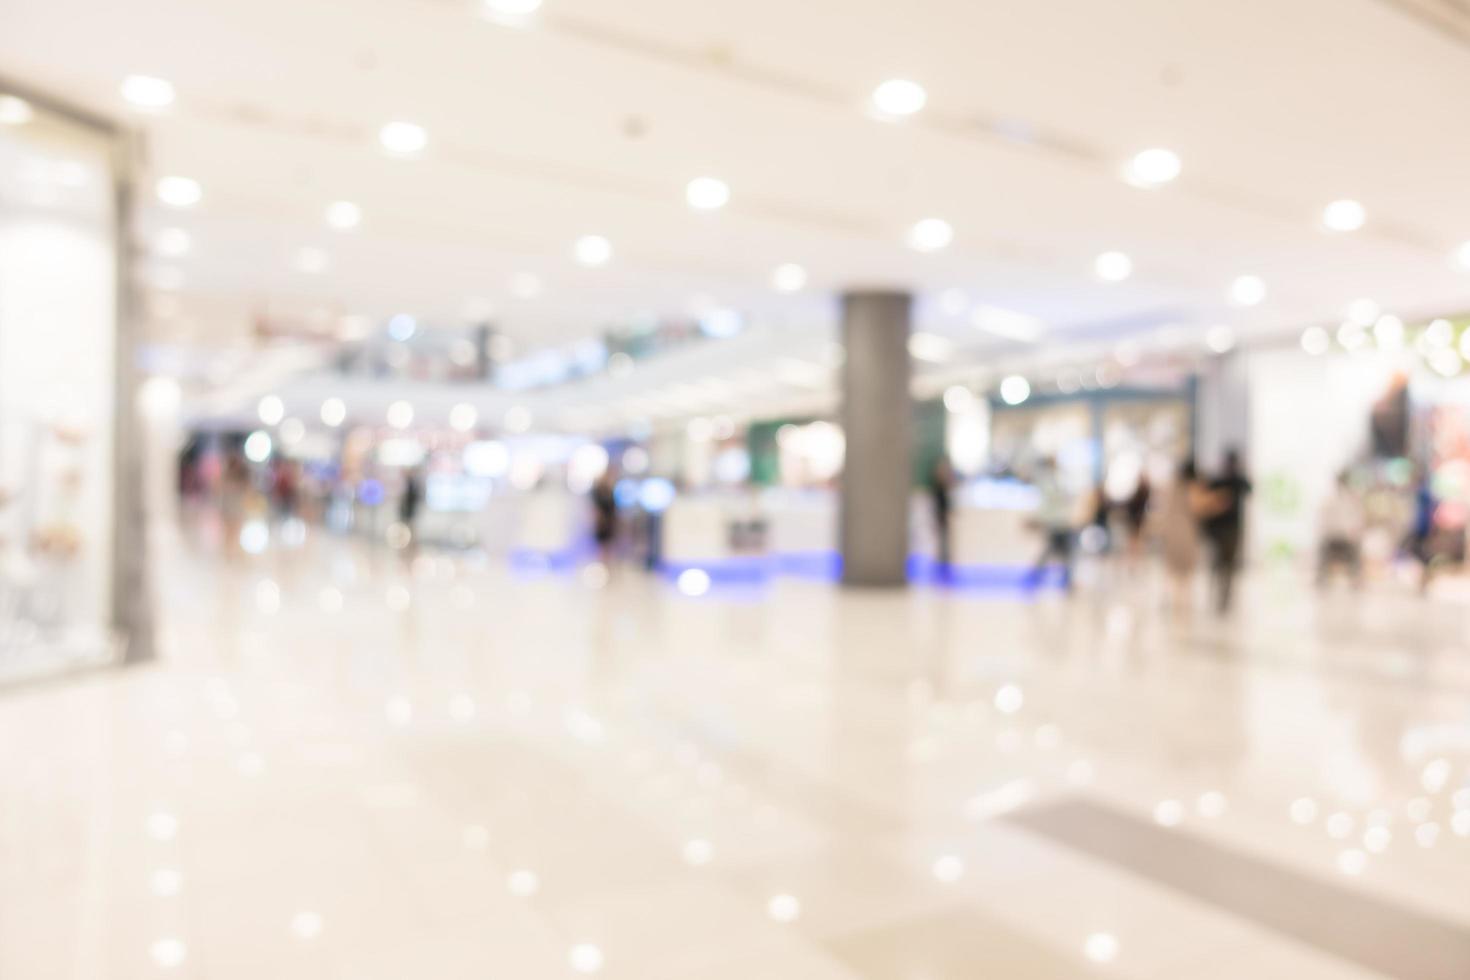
[2,528,1469,978]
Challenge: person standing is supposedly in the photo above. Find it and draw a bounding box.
[1203,448,1252,614]
[1123,472,1152,566]
[591,468,620,565]
[1406,466,1438,594]
[219,452,250,557]
[1153,461,1209,615]
[1316,471,1365,588]
[399,466,423,542]
[929,456,956,577]
[1029,458,1076,592]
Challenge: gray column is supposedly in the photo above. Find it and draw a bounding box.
[839,291,912,587]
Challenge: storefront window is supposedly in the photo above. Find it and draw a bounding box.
[0,93,126,680]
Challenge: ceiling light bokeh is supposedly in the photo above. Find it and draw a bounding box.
[121,74,175,109]
[907,218,953,253]
[1322,199,1366,232]
[1124,147,1181,188]
[1093,251,1132,282]
[685,177,730,211]
[871,78,927,117]
[574,235,612,267]
[156,176,202,208]
[378,121,427,156]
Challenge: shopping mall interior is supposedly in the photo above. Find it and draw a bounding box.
[4,0,1470,977]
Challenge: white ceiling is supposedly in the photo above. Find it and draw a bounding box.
[4,0,1470,390]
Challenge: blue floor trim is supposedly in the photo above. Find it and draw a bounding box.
[509,547,587,574]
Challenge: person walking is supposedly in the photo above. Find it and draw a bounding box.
[1123,472,1152,567]
[591,468,620,566]
[1405,466,1439,594]
[398,465,423,551]
[928,456,956,578]
[1202,448,1252,614]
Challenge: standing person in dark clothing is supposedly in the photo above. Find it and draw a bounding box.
[399,466,423,529]
[591,468,619,565]
[1123,473,1151,565]
[928,456,956,577]
[1203,448,1252,614]
[1406,466,1438,594]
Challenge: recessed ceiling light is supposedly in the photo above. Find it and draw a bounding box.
[1124,147,1181,188]
[931,854,965,882]
[156,176,202,208]
[1322,199,1365,232]
[1000,375,1031,405]
[1229,274,1266,307]
[685,176,730,210]
[289,911,324,941]
[150,938,187,968]
[1453,241,1470,270]
[325,200,362,230]
[871,78,927,117]
[154,228,191,257]
[574,234,612,267]
[506,869,540,896]
[771,263,807,293]
[121,74,175,109]
[1083,933,1119,964]
[907,218,953,253]
[0,95,33,126]
[1093,250,1132,282]
[294,247,329,274]
[767,894,802,923]
[567,943,604,974]
[378,121,427,156]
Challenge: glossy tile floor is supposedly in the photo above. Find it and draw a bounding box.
[3,525,1470,979]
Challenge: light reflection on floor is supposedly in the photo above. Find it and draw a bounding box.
[1,526,1468,978]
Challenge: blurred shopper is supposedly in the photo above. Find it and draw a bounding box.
[1405,466,1439,593]
[1082,481,1111,554]
[1317,472,1365,588]
[1152,461,1208,615]
[591,468,619,565]
[270,458,299,521]
[929,456,955,576]
[399,466,423,549]
[219,452,250,555]
[1028,458,1076,591]
[1122,473,1152,569]
[1203,449,1252,614]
